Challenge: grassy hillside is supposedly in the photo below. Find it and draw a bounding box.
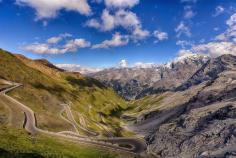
[0,102,9,125]
[0,49,127,136]
[0,126,116,158]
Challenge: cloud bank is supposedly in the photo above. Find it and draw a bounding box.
[16,0,91,19]
[22,34,90,54]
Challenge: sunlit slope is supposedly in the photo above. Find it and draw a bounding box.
[0,49,127,136]
[0,126,116,158]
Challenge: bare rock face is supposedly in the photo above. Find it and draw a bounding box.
[177,54,236,91]
[124,54,236,157]
[90,54,209,100]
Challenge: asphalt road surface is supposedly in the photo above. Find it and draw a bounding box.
[0,82,147,154]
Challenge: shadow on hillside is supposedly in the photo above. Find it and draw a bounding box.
[32,82,66,99]
[0,148,44,158]
[66,76,106,89]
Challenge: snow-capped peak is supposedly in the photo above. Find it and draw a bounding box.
[164,53,209,69]
[174,53,209,63]
[133,62,158,69]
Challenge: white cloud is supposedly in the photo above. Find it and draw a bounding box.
[85,19,101,29]
[63,38,91,51]
[153,30,168,42]
[184,6,196,19]
[178,12,236,58]
[47,36,62,44]
[115,9,140,29]
[105,0,139,8]
[178,41,236,58]
[132,26,150,41]
[175,49,208,62]
[177,49,195,57]
[23,43,68,54]
[226,13,236,27]
[119,59,128,68]
[176,40,193,48]
[191,42,236,57]
[213,5,224,17]
[86,9,140,31]
[47,33,72,44]
[57,61,158,73]
[100,9,116,31]
[92,32,129,49]
[16,0,91,19]
[56,64,102,74]
[175,21,191,37]
[22,34,90,54]
[86,9,148,41]
[215,34,225,41]
[215,13,236,42]
[184,10,195,19]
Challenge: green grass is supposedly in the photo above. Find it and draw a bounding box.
[0,126,116,158]
[0,102,9,125]
[0,49,128,136]
[124,93,167,118]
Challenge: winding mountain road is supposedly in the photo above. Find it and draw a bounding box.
[0,82,147,154]
[61,103,99,137]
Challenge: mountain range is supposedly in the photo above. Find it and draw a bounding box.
[124,54,236,157]
[89,53,210,100]
[1,48,236,158]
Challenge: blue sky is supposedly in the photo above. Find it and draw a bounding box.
[0,0,236,69]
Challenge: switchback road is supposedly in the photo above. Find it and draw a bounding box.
[0,81,147,154]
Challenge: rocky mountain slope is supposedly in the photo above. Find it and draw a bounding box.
[124,54,236,157]
[89,53,209,100]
